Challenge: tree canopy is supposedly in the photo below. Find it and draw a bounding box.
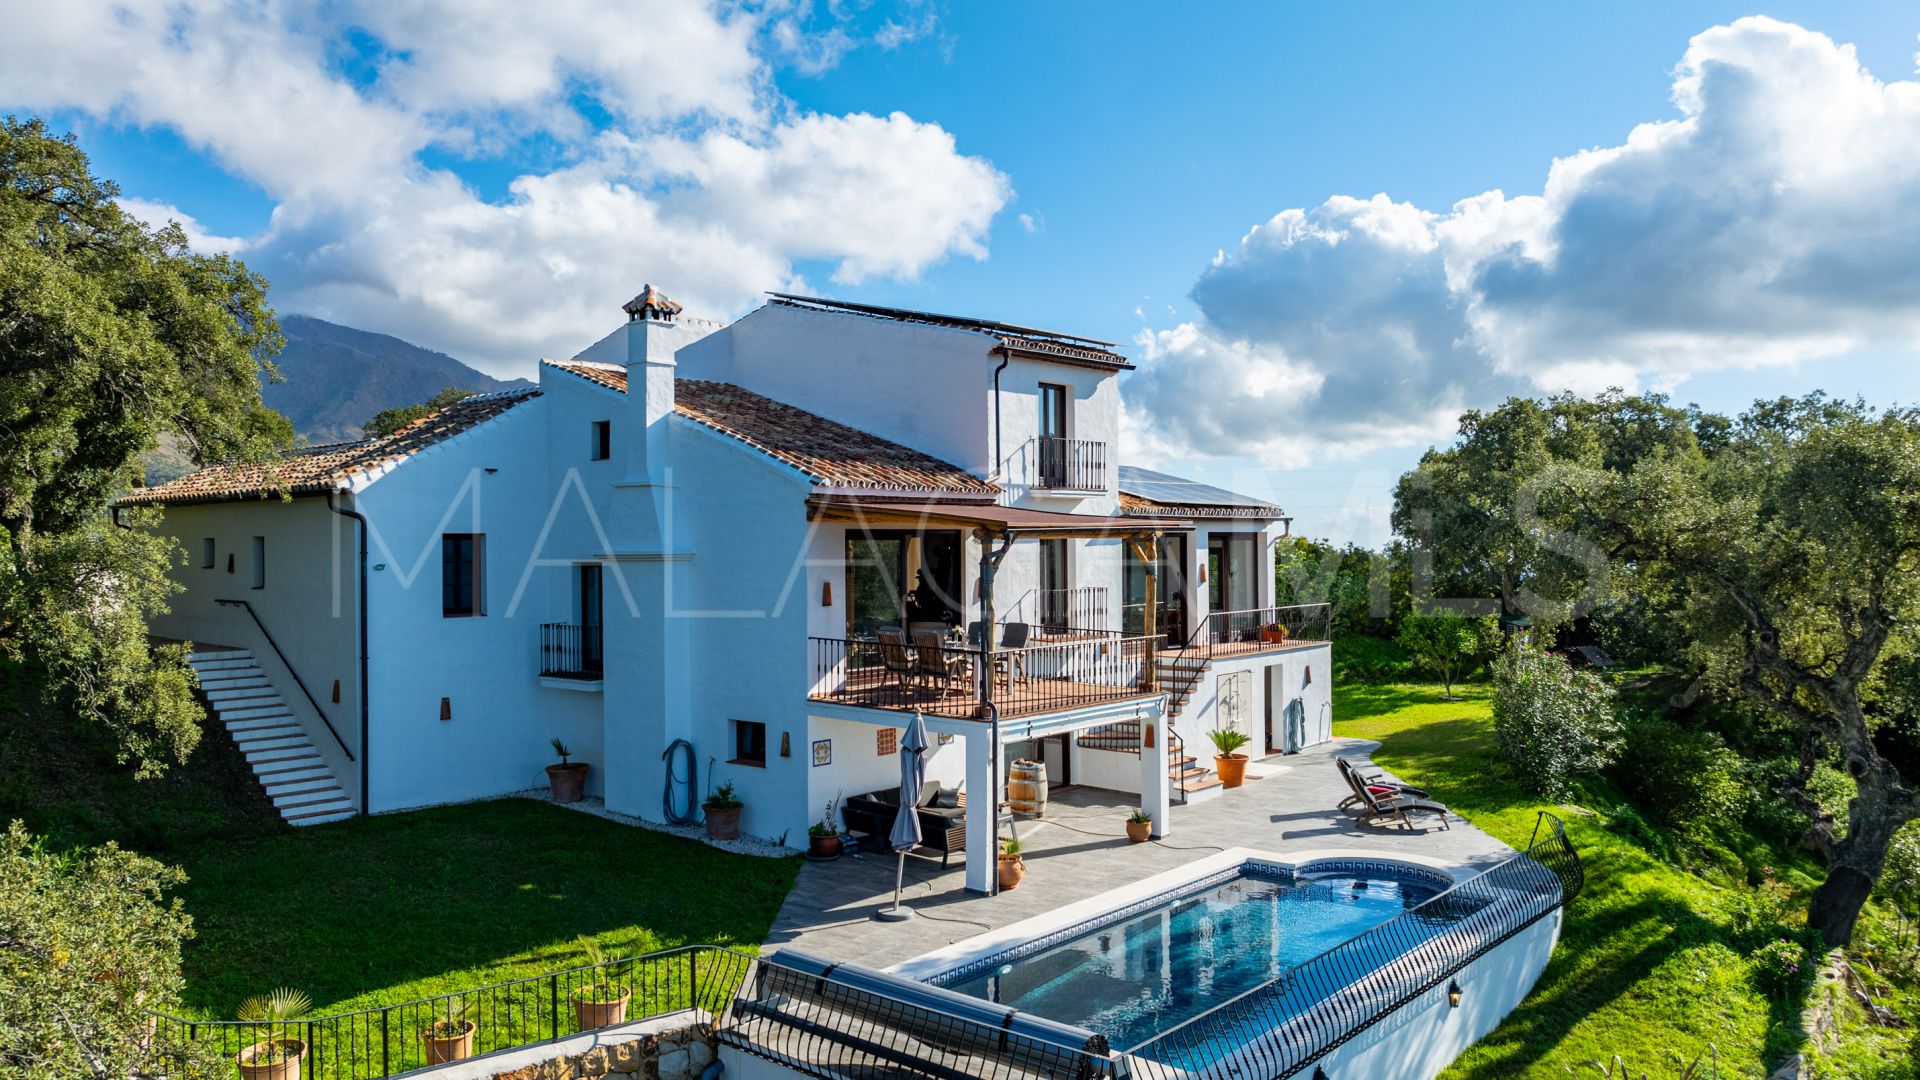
[0,117,291,775]
[361,386,474,438]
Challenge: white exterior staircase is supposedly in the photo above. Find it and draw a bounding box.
[188,648,356,826]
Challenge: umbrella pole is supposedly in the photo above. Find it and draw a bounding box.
[875,851,916,921]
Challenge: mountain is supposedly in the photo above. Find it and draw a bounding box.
[265,315,533,443]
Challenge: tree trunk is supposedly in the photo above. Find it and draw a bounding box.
[1809,861,1877,947]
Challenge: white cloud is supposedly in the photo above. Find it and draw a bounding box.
[0,0,1005,373]
[1017,211,1043,234]
[116,197,249,255]
[1130,16,1920,459]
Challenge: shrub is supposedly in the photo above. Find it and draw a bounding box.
[0,820,218,1077]
[1491,644,1620,800]
[1749,936,1814,1000]
[1395,612,1499,698]
[1333,636,1414,683]
[1609,712,1749,838]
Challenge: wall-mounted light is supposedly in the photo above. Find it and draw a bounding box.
[1447,979,1463,1009]
[780,731,792,757]
[226,553,236,573]
[1303,666,1312,687]
[1313,1068,1331,1080]
[1197,563,1207,585]
[1142,723,1156,749]
[821,581,832,607]
[331,679,341,704]
[439,696,452,721]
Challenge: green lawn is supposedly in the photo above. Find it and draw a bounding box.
[169,798,800,1019]
[1335,682,1803,1078]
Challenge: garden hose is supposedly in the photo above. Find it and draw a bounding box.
[663,738,698,825]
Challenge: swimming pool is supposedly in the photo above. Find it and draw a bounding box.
[930,861,1460,1064]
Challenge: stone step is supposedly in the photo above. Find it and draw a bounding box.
[287,805,357,826]
[205,685,281,704]
[199,673,270,690]
[225,712,296,733]
[217,702,292,721]
[236,734,309,756]
[259,766,332,788]
[253,754,324,777]
[247,746,321,769]
[191,660,259,677]
[188,649,252,664]
[266,778,343,804]
[274,787,351,812]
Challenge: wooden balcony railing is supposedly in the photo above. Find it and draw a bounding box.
[1037,585,1109,634]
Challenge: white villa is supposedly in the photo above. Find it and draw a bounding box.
[123,288,1335,895]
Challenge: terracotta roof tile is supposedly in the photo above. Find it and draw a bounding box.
[118,389,541,507]
[544,360,997,496]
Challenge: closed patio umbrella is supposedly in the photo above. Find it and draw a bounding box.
[876,713,929,922]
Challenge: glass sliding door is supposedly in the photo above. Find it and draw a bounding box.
[845,530,964,638]
[1207,532,1258,615]
[1123,534,1189,646]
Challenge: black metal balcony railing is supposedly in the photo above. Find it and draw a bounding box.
[1174,603,1332,661]
[1038,585,1110,633]
[149,945,753,1080]
[539,623,603,679]
[1126,813,1584,1078]
[808,631,1158,719]
[1035,436,1108,491]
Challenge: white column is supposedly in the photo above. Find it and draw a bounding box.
[1140,710,1171,838]
[964,728,996,894]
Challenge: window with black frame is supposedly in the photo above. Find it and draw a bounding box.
[442,533,484,617]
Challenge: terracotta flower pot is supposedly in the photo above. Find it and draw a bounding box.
[421,1020,477,1064]
[572,986,632,1031]
[808,833,842,860]
[236,1038,306,1080]
[997,854,1026,891]
[1215,754,1249,789]
[546,762,588,803]
[1125,819,1152,844]
[704,804,743,840]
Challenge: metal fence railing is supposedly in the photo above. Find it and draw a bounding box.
[1178,603,1333,662]
[1125,813,1584,1078]
[150,945,753,1079]
[807,633,1159,719]
[1034,436,1108,492]
[538,622,603,679]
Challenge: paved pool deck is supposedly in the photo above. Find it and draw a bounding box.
[763,736,1517,971]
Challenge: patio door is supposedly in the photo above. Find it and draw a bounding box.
[1123,534,1189,646]
[845,530,964,637]
[1207,532,1258,623]
[577,564,604,675]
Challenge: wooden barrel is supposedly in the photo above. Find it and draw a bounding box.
[1007,759,1048,817]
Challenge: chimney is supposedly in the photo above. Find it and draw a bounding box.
[570,285,712,486]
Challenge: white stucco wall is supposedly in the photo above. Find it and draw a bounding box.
[145,495,364,804]
[1178,643,1333,758]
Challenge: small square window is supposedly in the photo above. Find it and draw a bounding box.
[249,537,266,589]
[591,420,611,461]
[201,538,216,569]
[732,720,767,767]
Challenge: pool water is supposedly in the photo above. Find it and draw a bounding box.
[937,866,1448,1058]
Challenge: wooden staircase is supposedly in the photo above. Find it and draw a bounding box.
[188,648,356,826]
[1075,719,1223,797]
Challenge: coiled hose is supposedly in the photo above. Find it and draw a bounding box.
[662,738,698,824]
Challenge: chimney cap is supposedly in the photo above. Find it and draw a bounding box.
[623,285,683,323]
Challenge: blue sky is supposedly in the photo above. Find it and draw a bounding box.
[11,2,1920,544]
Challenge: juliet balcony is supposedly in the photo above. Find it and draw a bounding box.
[1033,436,1108,493]
[539,622,604,680]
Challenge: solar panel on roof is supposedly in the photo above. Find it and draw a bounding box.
[1117,465,1278,510]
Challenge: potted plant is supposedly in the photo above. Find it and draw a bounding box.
[1209,727,1252,789]
[1125,808,1153,844]
[807,798,843,860]
[234,988,312,1080]
[546,738,588,803]
[1260,622,1290,645]
[997,836,1026,890]
[420,999,476,1064]
[703,780,744,840]
[570,936,632,1030]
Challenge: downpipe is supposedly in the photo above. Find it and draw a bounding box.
[326,489,372,815]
